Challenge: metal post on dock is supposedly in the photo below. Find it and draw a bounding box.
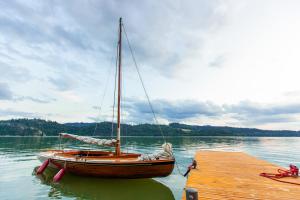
[185,187,198,200]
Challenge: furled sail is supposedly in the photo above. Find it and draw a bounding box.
[59,133,117,147]
[138,143,174,161]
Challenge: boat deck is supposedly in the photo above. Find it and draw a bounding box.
[182,151,300,200]
[39,150,173,163]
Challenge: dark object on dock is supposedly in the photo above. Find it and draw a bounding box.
[185,188,198,200]
[184,160,197,177]
[260,164,299,185]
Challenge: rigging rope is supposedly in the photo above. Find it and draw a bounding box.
[175,160,185,176]
[119,40,126,150]
[122,23,166,142]
[111,41,119,137]
[171,150,193,177]
[92,56,115,136]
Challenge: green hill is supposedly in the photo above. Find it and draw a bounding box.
[0,118,299,137]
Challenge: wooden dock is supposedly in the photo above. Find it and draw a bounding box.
[182,151,300,200]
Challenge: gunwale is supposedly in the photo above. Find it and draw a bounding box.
[39,150,175,164]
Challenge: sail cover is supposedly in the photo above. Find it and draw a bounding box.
[138,143,174,161]
[59,133,117,147]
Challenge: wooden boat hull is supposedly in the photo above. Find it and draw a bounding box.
[38,150,174,179]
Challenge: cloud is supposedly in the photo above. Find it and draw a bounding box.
[1,0,300,130]
[118,98,300,128]
[209,55,226,68]
[53,25,92,50]
[14,96,56,104]
[0,108,36,118]
[0,15,45,44]
[0,6,91,50]
[0,0,228,77]
[0,61,32,82]
[122,98,223,123]
[225,101,300,116]
[92,106,101,110]
[283,90,300,97]
[48,76,77,91]
[0,108,59,119]
[224,101,300,126]
[0,83,13,100]
[0,82,55,103]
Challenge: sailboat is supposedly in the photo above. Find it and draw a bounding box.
[37,18,175,179]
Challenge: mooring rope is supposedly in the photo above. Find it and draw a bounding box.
[175,160,185,176]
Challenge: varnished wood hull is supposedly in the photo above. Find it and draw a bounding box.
[38,150,174,178]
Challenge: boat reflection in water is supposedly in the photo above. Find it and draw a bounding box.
[34,167,175,200]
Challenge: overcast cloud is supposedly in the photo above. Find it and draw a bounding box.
[1,0,300,130]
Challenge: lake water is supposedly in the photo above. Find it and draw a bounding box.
[0,136,300,200]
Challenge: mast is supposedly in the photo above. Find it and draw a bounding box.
[116,17,122,155]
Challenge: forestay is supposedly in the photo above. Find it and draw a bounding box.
[59,133,117,147]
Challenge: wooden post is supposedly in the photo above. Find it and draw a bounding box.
[185,188,198,200]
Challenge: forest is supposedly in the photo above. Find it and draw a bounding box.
[0,118,299,137]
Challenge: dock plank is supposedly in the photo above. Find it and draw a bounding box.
[182,151,300,200]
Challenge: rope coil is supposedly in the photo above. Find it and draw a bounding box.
[260,164,299,186]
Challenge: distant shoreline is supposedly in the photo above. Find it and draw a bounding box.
[1,135,300,138]
[0,118,299,137]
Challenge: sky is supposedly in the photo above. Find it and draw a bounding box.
[1,0,300,130]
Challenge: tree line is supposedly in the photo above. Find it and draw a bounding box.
[0,118,299,137]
